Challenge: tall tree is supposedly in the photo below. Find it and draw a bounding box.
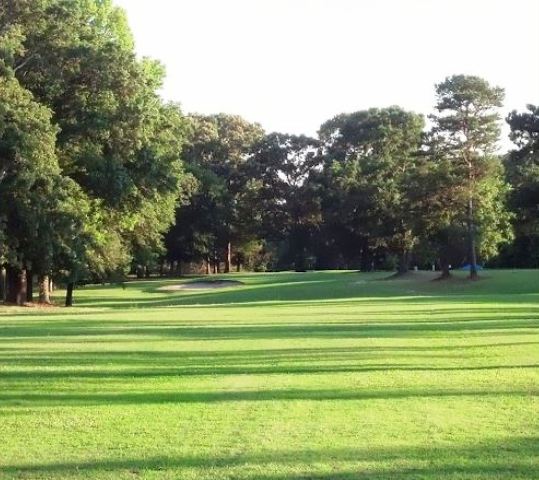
[503,105,539,266]
[318,107,424,272]
[249,133,321,271]
[4,0,189,302]
[179,114,264,272]
[427,75,511,278]
[0,77,56,303]
[0,65,90,304]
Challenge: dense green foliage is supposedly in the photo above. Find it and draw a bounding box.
[426,76,511,278]
[318,107,425,272]
[0,0,188,304]
[165,114,264,273]
[1,270,538,479]
[0,0,537,306]
[499,105,539,266]
[1,2,537,478]
[166,89,517,276]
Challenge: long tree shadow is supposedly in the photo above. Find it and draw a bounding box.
[1,341,538,381]
[3,270,539,316]
[0,436,537,478]
[1,317,538,342]
[1,386,537,407]
[2,363,538,382]
[3,341,538,365]
[0,270,531,311]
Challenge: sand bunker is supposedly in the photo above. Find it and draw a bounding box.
[159,279,244,291]
[382,270,440,281]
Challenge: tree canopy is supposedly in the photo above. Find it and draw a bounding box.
[0,1,535,305]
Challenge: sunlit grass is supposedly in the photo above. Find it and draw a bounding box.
[1,270,538,479]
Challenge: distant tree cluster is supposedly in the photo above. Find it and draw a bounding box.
[166,80,535,279]
[1,1,537,306]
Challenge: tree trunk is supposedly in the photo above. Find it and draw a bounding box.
[236,260,241,273]
[295,249,306,272]
[5,266,27,305]
[65,282,74,307]
[359,238,370,272]
[438,257,451,279]
[467,197,479,280]
[49,277,54,293]
[145,265,150,278]
[26,269,33,303]
[397,250,410,275]
[136,265,144,279]
[0,267,5,302]
[205,258,210,275]
[224,242,231,273]
[38,274,51,304]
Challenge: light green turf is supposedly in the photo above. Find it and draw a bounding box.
[1,270,538,479]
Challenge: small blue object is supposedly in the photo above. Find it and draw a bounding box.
[460,263,484,271]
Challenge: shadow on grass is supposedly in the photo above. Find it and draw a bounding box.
[66,290,539,310]
[1,385,538,407]
[2,363,538,382]
[0,436,537,478]
[1,341,538,380]
[1,317,538,341]
[3,270,539,315]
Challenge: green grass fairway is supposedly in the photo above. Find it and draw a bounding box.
[1,270,538,479]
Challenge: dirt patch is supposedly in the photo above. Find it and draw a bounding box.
[158,279,244,291]
[1,302,58,308]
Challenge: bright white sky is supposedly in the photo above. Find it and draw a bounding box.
[116,0,539,148]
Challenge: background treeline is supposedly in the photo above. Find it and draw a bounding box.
[167,92,537,280]
[1,1,538,306]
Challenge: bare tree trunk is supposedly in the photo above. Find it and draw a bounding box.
[359,237,370,272]
[294,247,306,272]
[438,256,452,279]
[205,257,210,275]
[213,248,218,273]
[468,197,478,280]
[26,269,33,303]
[65,282,74,307]
[236,260,241,272]
[397,250,410,275]
[5,266,27,305]
[38,274,51,304]
[224,242,231,273]
[0,267,5,302]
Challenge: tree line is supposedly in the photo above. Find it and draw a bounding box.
[167,85,537,281]
[1,1,538,306]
